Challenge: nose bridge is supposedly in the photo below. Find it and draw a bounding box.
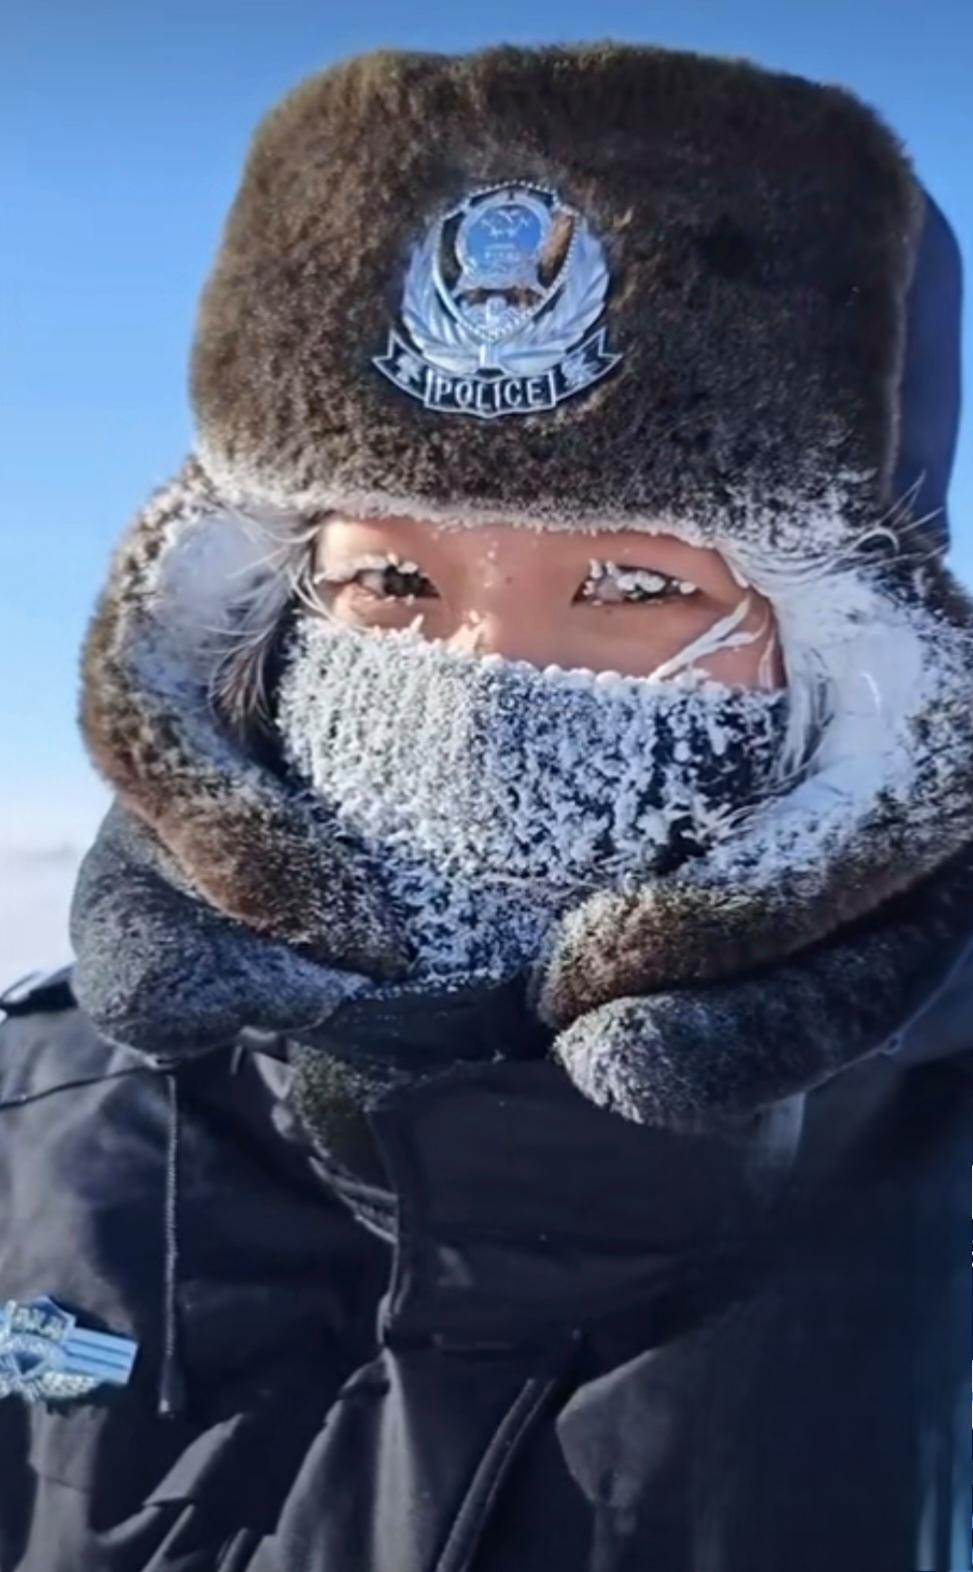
[447,605,516,657]
[471,555,517,607]
[447,556,531,657]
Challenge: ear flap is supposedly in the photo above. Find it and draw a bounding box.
[78,455,409,978]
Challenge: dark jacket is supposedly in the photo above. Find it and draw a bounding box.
[0,951,970,1572]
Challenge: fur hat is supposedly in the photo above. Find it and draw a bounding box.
[78,40,973,1044]
[191,39,940,538]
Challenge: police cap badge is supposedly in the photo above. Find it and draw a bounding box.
[373,183,622,419]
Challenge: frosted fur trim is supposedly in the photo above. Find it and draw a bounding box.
[79,456,973,1026]
[78,457,409,977]
[192,445,880,545]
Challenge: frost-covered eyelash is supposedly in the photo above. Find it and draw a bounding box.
[312,552,699,603]
[579,560,699,602]
[311,551,424,586]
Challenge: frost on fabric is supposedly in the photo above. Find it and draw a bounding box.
[275,617,789,985]
[694,561,970,908]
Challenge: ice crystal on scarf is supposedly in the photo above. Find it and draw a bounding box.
[275,616,789,985]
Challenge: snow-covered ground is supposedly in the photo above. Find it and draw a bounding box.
[0,785,110,992]
[0,843,90,990]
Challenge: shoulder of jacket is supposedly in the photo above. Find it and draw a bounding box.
[0,964,77,1020]
[0,965,141,1106]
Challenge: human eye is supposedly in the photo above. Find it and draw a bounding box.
[575,560,699,605]
[315,552,439,602]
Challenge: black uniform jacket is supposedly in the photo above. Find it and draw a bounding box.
[0,959,970,1572]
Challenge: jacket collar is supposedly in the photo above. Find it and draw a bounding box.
[257,914,973,1327]
[363,1057,771,1347]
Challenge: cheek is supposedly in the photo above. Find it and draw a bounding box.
[582,592,781,688]
[317,587,359,625]
[597,613,696,674]
[316,585,426,630]
[564,600,725,678]
[691,594,783,689]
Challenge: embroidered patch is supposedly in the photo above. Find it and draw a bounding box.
[0,1295,138,1404]
[373,182,622,419]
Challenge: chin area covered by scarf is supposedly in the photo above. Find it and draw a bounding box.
[273,612,792,989]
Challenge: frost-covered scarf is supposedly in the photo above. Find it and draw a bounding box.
[274,613,790,986]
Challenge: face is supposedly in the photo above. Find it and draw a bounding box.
[311,515,783,688]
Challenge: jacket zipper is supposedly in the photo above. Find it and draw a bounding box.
[432,1332,581,1572]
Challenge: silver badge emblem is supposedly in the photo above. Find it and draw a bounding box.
[0,1295,138,1404]
[373,183,622,419]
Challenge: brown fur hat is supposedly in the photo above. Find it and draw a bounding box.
[78,41,973,1038]
[192,39,922,538]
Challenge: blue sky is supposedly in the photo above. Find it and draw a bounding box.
[3,0,971,852]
